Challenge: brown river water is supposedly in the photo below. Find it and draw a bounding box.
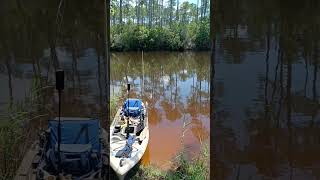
[110,51,210,169]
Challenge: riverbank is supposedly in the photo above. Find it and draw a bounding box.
[131,143,209,180]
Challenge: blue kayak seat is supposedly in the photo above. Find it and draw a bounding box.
[46,117,102,175]
[123,99,144,118]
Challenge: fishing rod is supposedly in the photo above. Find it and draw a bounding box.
[126,83,130,139]
[55,69,64,175]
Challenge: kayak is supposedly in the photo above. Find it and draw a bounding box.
[109,99,149,180]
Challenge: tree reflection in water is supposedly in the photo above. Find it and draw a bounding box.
[111,51,210,168]
[212,0,320,178]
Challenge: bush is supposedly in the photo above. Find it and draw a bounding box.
[193,18,210,50]
[110,22,210,51]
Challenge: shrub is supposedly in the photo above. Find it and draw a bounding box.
[110,22,210,51]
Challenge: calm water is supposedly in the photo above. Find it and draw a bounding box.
[110,51,210,169]
[0,1,107,122]
[212,0,320,179]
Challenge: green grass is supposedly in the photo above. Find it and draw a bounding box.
[0,76,49,179]
[110,93,120,119]
[131,144,209,180]
[0,106,29,179]
[110,86,128,120]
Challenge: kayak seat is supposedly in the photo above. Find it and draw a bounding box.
[123,99,143,118]
[46,118,102,176]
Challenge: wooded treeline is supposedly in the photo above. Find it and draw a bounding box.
[110,0,210,51]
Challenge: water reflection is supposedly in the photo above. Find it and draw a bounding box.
[111,51,210,169]
[0,0,107,121]
[212,0,320,179]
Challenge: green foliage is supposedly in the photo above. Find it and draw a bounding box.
[131,143,209,180]
[110,0,210,51]
[193,18,210,50]
[110,92,120,119]
[0,76,47,179]
[110,85,128,120]
[111,21,210,51]
[0,103,31,179]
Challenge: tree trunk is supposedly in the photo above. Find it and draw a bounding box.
[196,0,199,22]
[312,40,318,101]
[265,24,270,128]
[170,0,173,26]
[120,0,123,24]
[161,0,163,27]
[149,0,152,27]
[176,0,179,22]
[5,58,13,108]
[136,0,139,24]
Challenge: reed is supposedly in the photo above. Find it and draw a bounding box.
[110,85,128,120]
[0,76,50,179]
[110,93,120,119]
[131,143,209,180]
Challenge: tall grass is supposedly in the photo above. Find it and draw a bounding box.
[110,93,120,119]
[110,86,128,120]
[0,76,50,179]
[131,143,209,180]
